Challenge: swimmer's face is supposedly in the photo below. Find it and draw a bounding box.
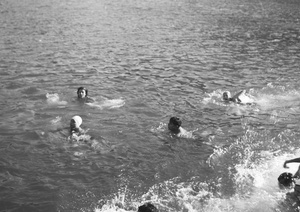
[77,89,87,98]
[223,92,230,100]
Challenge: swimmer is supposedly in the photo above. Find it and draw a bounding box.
[70,115,85,135]
[46,115,95,145]
[77,87,94,103]
[223,91,237,103]
[76,86,125,109]
[168,116,194,138]
[223,90,254,105]
[278,172,294,188]
[138,203,158,212]
[168,117,182,134]
[77,87,88,98]
[281,157,300,198]
[68,115,110,151]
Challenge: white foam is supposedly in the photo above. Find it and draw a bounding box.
[46,93,67,105]
[256,94,300,110]
[86,98,125,109]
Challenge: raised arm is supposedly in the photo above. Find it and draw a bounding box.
[231,90,245,100]
[284,157,300,168]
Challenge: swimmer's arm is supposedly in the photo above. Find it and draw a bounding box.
[68,132,80,141]
[294,165,300,178]
[284,157,300,168]
[231,90,245,101]
[70,128,86,135]
[78,127,89,134]
[178,127,196,138]
[179,126,186,132]
[177,127,185,137]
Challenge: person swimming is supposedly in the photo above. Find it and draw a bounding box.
[69,115,87,141]
[69,115,94,143]
[77,87,94,103]
[278,172,294,188]
[77,87,88,99]
[168,116,195,138]
[68,115,112,153]
[280,157,300,198]
[138,203,158,212]
[223,91,237,102]
[168,117,182,134]
[70,115,85,135]
[76,86,126,109]
[223,90,254,105]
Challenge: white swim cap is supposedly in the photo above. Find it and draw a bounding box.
[71,115,82,128]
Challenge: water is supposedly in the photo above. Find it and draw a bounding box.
[1,0,300,211]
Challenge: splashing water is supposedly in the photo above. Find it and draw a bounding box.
[46,93,68,106]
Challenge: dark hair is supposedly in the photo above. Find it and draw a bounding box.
[77,87,88,97]
[169,117,182,127]
[278,172,294,188]
[138,203,158,212]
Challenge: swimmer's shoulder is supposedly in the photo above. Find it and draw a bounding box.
[85,97,95,103]
[75,97,95,103]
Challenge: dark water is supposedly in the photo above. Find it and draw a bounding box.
[1,0,300,211]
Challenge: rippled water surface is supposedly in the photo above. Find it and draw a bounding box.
[1,0,300,211]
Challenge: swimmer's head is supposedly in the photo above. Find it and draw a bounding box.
[138,203,158,212]
[77,87,88,98]
[168,117,182,134]
[278,172,294,188]
[223,91,231,101]
[70,115,82,132]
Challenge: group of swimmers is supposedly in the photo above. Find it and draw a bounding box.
[68,87,158,211]
[71,87,191,141]
[172,90,300,202]
[69,87,97,141]
[71,88,257,140]
[71,87,300,207]
[221,90,300,200]
[69,88,256,211]
[70,87,300,207]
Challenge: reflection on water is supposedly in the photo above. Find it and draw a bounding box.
[1,0,300,211]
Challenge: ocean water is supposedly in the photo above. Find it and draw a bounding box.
[1,0,300,211]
